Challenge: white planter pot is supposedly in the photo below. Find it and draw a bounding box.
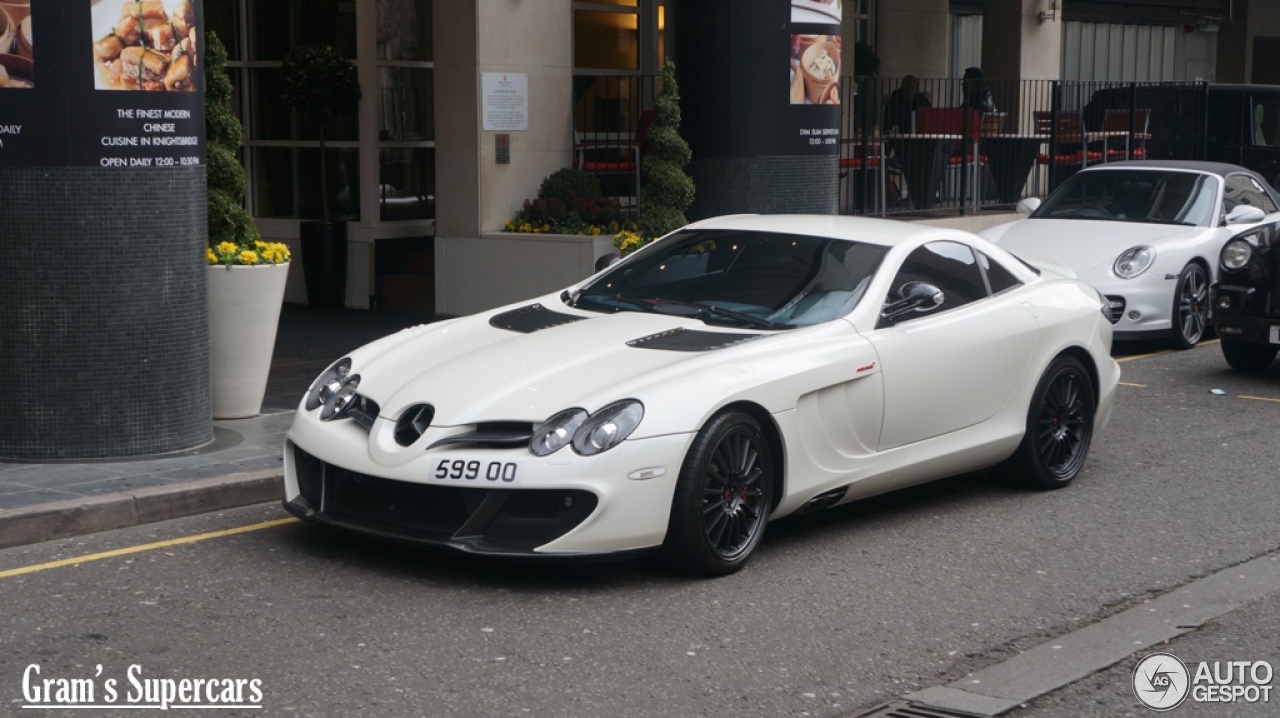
[208,263,290,419]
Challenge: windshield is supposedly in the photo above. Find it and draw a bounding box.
[572,230,889,329]
[1032,170,1218,227]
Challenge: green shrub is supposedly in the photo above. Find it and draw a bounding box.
[639,60,694,239]
[204,31,257,246]
[537,168,602,202]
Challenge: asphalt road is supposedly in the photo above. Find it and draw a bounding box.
[1,340,1278,718]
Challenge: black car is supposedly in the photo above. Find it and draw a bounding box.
[1211,219,1280,372]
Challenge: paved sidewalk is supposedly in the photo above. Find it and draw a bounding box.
[0,304,446,547]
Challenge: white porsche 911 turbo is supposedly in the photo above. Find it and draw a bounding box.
[284,215,1119,575]
[981,161,1280,348]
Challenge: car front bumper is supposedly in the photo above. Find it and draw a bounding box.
[1211,284,1280,347]
[284,414,693,558]
[1096,275,1177,339]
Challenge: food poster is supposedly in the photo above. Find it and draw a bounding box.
[0,0,204,167]
[669,0,841,158]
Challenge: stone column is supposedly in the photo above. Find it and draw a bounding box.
[982,0,1063,132]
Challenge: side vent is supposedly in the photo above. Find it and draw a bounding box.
[795,487,849,514]
[394,404,435,447]
[490,304,588,333]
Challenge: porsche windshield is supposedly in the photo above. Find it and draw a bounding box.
[572,230,889,329]
[1032,170,1217,227]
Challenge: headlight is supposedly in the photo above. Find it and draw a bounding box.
[305,357,352,411]
[1114,246,1156,279]
[1221,239,1254,271]
[572,400,644,456]
[529,408,588,456]
[321,375,361,421]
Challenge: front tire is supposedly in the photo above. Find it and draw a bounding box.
[1171,262,1209,350]
[998,355,1096,490]
[1221,341,1277,372]
[663,411,775,576]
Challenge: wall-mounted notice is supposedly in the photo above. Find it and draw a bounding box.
[482,72,528,132]
[0,0,206,167]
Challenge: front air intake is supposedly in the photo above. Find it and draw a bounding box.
[394,404,435,446]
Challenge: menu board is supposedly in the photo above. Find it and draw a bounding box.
[0,0,205,168]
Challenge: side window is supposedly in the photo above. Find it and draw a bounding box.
[1223,173,1279,214]
[882,241,986,322]
[978,252,1023,295]
[1206,92,1242,146]
[1250,100,1280,148]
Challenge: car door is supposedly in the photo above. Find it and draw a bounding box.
[866,240,1039,451]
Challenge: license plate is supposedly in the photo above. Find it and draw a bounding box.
[1271,326,1280,344]
[433,458,520,485]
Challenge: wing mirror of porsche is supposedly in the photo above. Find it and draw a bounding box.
[882,282,944,322]
[1016,197,1042,215]
[1225,204,1267,225]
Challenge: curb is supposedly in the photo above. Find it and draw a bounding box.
[0,470,284,550]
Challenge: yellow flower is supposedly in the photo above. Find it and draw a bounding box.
[217,241,238,255]
[207,247,217,263]
[238,250,259,265]
[591,226,601,236]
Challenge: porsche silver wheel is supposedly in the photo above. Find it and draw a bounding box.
[1172,263,1209,349]
[664,411,774,576]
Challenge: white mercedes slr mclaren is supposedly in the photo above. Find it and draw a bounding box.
[981,161,1280,348]
[284,215,1119,575]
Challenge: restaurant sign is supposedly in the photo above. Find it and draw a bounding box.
[0,0,205,168]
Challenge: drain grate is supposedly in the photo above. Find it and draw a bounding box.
[853,702,987,718]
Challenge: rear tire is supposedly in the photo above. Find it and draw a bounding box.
[997,355,1096,490]
[1171,262,1209,350]
[663,411,775,577]
[1221,341,1277,372]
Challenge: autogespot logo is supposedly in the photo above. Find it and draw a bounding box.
[1133,652,1191,711]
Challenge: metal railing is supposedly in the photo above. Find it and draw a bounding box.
[840,76,1210,216]
[571,74,1213,222]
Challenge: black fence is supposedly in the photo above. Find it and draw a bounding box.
[571,74,1213,222]
[841,76,1211,216]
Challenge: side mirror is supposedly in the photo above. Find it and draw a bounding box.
[1016,197,1042,216]
[881,282,944,323]
[1225,204,1267,225]
[594,253,621,272]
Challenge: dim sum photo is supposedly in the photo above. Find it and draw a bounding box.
[91,0,198,91]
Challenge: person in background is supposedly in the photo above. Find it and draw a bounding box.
[882,75,931,133]
[961,66,997,114]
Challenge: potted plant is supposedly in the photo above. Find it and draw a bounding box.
[280,44,362,310]
[206,31,292,419]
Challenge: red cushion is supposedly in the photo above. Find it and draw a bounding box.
[1106,147,1146,160]
[582,161,636,172]
[948,154,989,165]
[1036,151,1102,165]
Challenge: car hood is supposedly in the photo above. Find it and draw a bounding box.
[345,303,786,426]
[992,219,1201,273]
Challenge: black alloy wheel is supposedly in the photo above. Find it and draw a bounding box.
[664,411,774,576]
[1172,263,1209,350]
[997,355,1096,490]
[1221,341,1278,373]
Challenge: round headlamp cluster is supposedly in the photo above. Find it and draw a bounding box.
[1221,238,1254,272]
[529,400,644,457]
[305,357,361,421]
[1114,246,1156,279]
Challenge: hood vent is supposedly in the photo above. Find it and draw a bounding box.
[428,422,535,450]
[490,304,588,333]
[627,327,763,352]
[394,404,435,447]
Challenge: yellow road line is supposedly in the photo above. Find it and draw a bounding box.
[1118,382,1147,388]
[0,518,298,580]
[1201,339,1221,346]
[1118,350,1172,363]
[1239,395,1280,404]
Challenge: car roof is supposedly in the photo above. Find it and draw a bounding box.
[1081,160,1254,178]
[681,214,958,248]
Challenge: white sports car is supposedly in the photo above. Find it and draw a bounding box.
[981,161,1280,348]
[283,215,1119,575]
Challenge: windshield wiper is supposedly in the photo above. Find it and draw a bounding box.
[635,297,793,330]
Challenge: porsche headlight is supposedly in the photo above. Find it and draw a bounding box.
[321,375,361,421]
[529,408,588,456]
[1114,246,1156,279]
[1221,239,1254,271]
[305,358,352,411]
[572,400,644,456]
